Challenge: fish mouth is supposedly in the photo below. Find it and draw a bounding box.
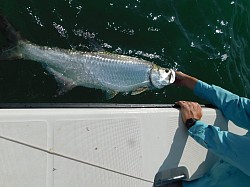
[168,69,175,84]
[160,68,176,85]
[149,67,176,89]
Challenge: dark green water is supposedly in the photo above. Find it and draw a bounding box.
[0,0,249,104]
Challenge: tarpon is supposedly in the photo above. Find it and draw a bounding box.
[0,14,175,99]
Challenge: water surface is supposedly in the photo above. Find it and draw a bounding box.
[0,0,249,104]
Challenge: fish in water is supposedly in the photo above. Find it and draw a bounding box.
[0,14,175,99]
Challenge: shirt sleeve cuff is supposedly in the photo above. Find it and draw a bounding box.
[194,80,211,96]
[188,121,209,148]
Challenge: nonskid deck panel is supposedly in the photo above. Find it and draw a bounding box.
[0,107,245,187]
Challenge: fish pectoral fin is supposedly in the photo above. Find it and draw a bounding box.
[47,68,76,96]
[105,90,119,100]
[131,87,148,95]
[54,81,76,96]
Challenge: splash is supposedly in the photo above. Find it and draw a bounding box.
[26,7,44,27]
[53,22,68,38]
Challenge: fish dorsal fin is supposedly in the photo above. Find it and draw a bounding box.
[105,90,119,100]
[131,87,148,95]
[47,68,76,96]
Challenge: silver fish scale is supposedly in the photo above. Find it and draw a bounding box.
[82,53,153,92]
[19,41,153,92]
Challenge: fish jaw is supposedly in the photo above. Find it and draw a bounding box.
[150,66,175,89]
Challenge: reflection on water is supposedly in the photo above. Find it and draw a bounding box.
[0,0,249,103]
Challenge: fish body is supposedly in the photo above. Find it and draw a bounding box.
[0,15,175,98]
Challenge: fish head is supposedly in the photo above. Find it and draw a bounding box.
[150,66,175,89]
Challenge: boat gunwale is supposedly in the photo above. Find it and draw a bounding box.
[0,103,216,109]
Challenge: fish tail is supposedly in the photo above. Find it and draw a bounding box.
[0,14,22,60]
[0,46,21,60]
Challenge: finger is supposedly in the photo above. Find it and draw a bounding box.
[175,101,189,109]
[189,102,201,110]
[175,101,186,104]
[175,101,185,107]
[186,103,198,112]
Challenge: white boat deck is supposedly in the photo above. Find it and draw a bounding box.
[0,105,246,187]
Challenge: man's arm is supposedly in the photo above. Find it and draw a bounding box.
[175,71,250,177]
[175,99,250,177]
[174,71,198,90]
[175,71,250,130]
[188,121,250,177]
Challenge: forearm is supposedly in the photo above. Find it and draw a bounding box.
[174,72,198,90]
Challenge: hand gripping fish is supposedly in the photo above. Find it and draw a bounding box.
[0,14,175,99]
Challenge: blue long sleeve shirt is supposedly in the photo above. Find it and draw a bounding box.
[183,80,250,187]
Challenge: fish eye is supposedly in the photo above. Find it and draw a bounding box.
[165,69,170,73]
